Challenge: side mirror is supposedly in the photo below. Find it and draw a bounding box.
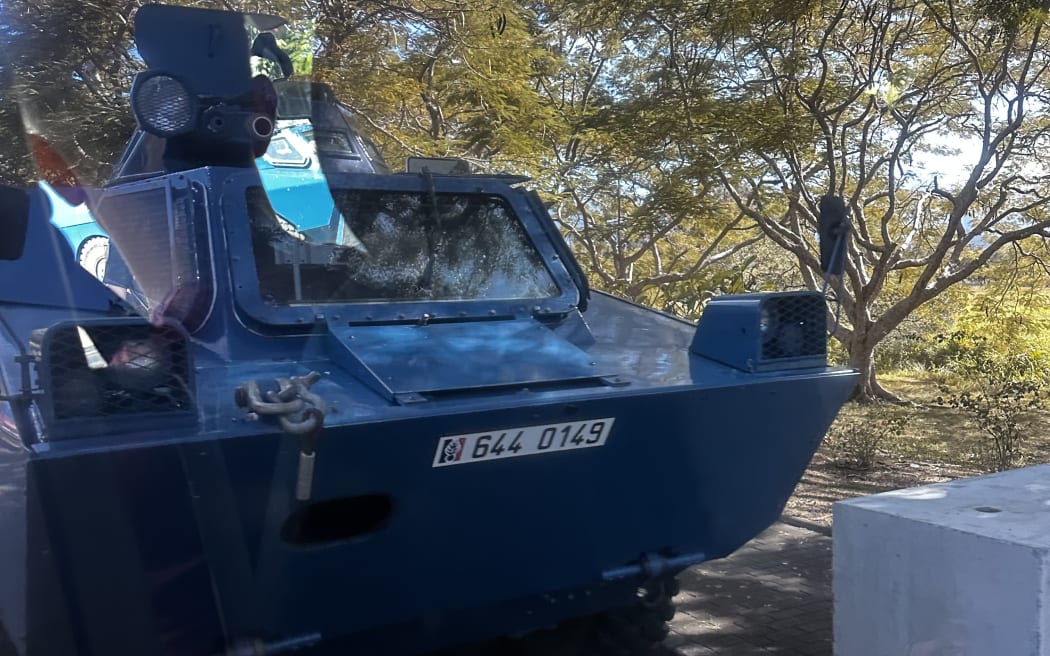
[0,186,30,261]
[252,32,294,79]
[818,195,849,275]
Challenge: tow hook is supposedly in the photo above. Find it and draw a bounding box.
[235,372,326,501]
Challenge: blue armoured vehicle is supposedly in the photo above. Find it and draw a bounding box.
[0,4,857,655]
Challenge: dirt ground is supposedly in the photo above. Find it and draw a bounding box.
[783,447,978,529]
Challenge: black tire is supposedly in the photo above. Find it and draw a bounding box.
[76,235,109,281]
[586,578,678,656]
[512,577,679,656]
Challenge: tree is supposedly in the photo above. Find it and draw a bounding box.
[522,0,811,313]
[309,0,559,170]
[714,0,1050,401]
[1,0,144,186]
[303,0,778,312]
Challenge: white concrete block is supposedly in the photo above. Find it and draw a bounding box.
[833,464,1050,656]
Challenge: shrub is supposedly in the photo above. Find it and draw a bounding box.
[826,415,908,470]
[935,336,1047,472]
[937,381,1043,472]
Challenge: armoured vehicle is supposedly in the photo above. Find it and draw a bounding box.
[0,4,858,655]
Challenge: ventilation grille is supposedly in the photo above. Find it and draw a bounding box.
[41,321,194,424]
[760,294,827,361]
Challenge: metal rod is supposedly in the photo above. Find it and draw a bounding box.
[601,552,707,581]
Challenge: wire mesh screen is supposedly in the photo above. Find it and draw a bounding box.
[134,75,195,134]
[760,294,827,361]
[95,187,175,305]
[43,322,194,420]
[94,183,212,329]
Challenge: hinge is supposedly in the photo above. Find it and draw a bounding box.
[393,392,428,405]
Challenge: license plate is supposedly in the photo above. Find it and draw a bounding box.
[432,418,615,467]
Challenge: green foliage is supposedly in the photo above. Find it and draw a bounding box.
[826,415,908,471]
[633,263,752,320]
[874,291,962,372]
[934,333,1048,472]
[975,0,1050,33]
[878,284,1050,376]
[279,22,316,75]
[313,0,559,166]
[956,287,1050,366]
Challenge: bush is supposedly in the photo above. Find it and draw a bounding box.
[935,334,1047,472]
[880,330,1000,374]
[826,415,908,470]
[893,329,1050,383]
[937,380,1043,472]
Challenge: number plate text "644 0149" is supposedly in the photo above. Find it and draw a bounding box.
[432,418,616,468]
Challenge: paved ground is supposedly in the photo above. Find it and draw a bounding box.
[666,522,833,656]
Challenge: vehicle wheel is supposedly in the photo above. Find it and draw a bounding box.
[586,578,678,656]
[76,235,109,281]
[512,577,679,656]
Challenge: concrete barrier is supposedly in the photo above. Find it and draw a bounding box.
[833,463,1050,656]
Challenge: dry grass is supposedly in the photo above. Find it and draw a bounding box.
[837,370,1050,468]
[783,370,1050,528]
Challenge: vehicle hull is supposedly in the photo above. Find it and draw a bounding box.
[9,362,853,655]
[0,166,857,655]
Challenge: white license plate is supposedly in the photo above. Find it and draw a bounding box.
[432,418,615,467]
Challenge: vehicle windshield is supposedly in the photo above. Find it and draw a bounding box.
[248,186,559,304]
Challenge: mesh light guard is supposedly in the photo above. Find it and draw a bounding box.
[38,318,197,440]
[131,71,198,137]
[690,291,828,372]
[759,294,827,362]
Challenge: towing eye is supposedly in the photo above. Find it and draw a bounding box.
[235,371,326,501]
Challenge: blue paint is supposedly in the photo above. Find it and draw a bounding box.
[327,319,606,400]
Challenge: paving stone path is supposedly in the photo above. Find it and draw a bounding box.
[667,522,833,656]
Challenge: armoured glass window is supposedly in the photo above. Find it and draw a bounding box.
[246,186,560,305]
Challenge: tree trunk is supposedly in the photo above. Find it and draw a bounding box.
[847,340,904,404]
